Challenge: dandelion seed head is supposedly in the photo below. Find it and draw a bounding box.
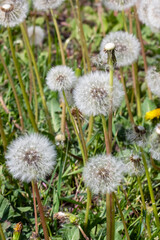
[146,67,160,97]
[5,133,57,183]
[148,0,160,31]
[118,149,144,176]
[0,0,28,28]
[100,31,140,67]
[27,26,45,46]
[149,124,160,161]
[73,71,124,116]
[104,42,115,51]
[83,154,126,194]
[46,66,77,92]
[103,0,136,11]
[126,125,146,147]
[33,0,65,11]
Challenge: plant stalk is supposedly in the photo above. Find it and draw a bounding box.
[7,27,38,132]
[32,181,38,235]
[34,182,49,240]
[45,14,52,67]
[0,53,24,131]
[0,223,6,240]
[20,23,53,133]
[0,113,7,151]
[137,176,151,238]
[120,68,134,124]
[140,148,160,230]
[113,193,130,240]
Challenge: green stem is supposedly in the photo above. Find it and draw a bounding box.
[76,0,91,72]
[133,62,141,118]
[120,68,134,124]
[31,181,38,235]
[50,9,66,65]
[0,53,24,131]
[22,23,38,123]
[134,6,152,99]
[45,14,52,67]
[62,90,86,164]
[122,10,128,32]
[137,176,151,238]
[113,193,130,240]
[87,116,94,144]
[101,115,110,154]
[0,113,7,152]
[140,148,160,230]
[34,182,49,240]
[150,156,160,172]
[20,23,53,133]
[0,223,6,240]
[7,27,38,132]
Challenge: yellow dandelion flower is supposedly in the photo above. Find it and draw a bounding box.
[145,108,160,120]
[14,222,23,232]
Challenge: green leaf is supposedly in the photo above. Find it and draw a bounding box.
[17,207,32,212]
[141,97,156,117]
[0,195,15,222]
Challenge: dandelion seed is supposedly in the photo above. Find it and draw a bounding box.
[119,150,144,176]
[148,0,160,31]
[146,67,160,97]
[27,26,45,46]
[100,31,140,67]
[5,133,57,183]
[73,71,124,116]
[33,0,65,11]
[149,124,160,161]
[0,0,28,28]
[137,0,159,33]
[46,65,77,92]
[103,0,137,11]
[145,109,160,120]
[126,125,146,147]
[83,154,126,194]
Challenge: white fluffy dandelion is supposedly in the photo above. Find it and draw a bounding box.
[137,0,159,33]
[83,154,126,194]
[126,125,146,147]
[149,124,160,161]
[103,0,137,11]
[33,0,65,11]
[100,31,140,67]
[73,71,124,116]
[5,133,57,183]
[146,67,160,97]
[148,0,160,31]
[0,0,28,28]
[27,26,45,46]
[46,65,77,92]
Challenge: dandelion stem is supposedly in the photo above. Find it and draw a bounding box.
[50,9,65,65]
[87,115,94,144]
[76,0,91,72]
[134,6,152,99]
[32,181,38,235]
[101,115,110,154]
[140,148,160,230]
[7,27,38,132]
[45,14,52,67]
[120,68,134,124]
[122,10,128,32]
[50,11,66,139]
[20,22,53,133]
[137,176,151,238]
[62,91,86,164]
[0,113,7,152]
[34,182,49,240]
[0,223,6,240]
[0,53,24,131]
[132,62,142,118]
[113,193,130,240]
[22,23,38,123]
[150,156,160,172]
